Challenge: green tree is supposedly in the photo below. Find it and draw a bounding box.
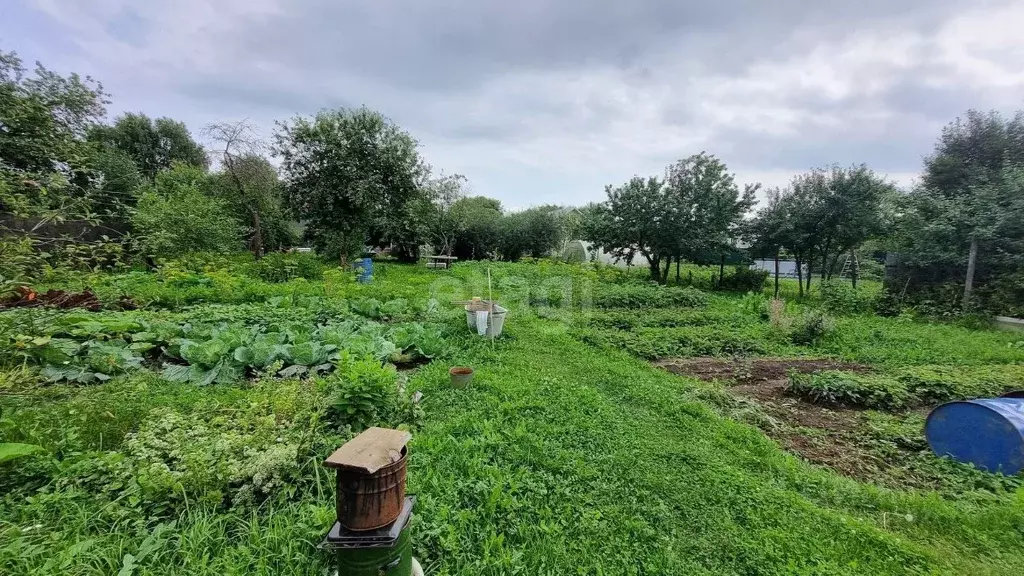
[748,187,797,298]
[584,176,666,279]
[89,113,208,178]
[0,49,109,174]
[274,107,426,264]
[208,155,294,255]
[205,121,292,257]
[85,146,143,214]
[898,165,1024,309]
[132,163,242,259]
[587,154,755,283]
[420,172,468,257]
[0,49,136,237]
[922,110,1024,195]
[909,110,1024,307]
[496,207,563,261]
[795,165,890,291]
[452,196,503,260]
[663,153,757,284]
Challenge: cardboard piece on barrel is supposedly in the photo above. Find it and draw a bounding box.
[324,427,411,473]
[452,298,497,312]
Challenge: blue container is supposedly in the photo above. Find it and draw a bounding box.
[925,398,1024,475]
[355,258,373,283]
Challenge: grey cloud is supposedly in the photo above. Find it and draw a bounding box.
[226,0,972,92]
[711,117,937,175]
[104,8,147,48]
[176,76,352,117]
[27,0,1023,207]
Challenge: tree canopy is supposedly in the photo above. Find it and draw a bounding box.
[892,111,1024,311]
[0,49,109,175]
[89,112,208,178]
[274,107,427,263]
[585,153,755,282]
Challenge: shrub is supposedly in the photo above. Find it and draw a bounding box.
[587,308,750,331]
[718,266,769,293]
[322,355,400,431]
[497,207,564,261]
[787,371,909,410]
[736,292,768,319]
[819,281,877,314]
[789,310,836,345]
[592,284,708,309]
[54,403,307,514]
[248,252,325,283]
[0,236,46,297]
[133,168,243,259]
[874,289,906,317]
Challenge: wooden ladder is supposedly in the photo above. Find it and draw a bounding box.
[839,253,859,279]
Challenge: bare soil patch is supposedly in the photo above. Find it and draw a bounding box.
[655,357,869,385]
[656,357,892,482]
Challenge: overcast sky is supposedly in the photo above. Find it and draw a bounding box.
[3,1,1024,209]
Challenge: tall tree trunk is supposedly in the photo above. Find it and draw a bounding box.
[819,249,829,282]
[647,255,661,281]
[676,258,681,284]
[718,253,726,288]
[225,155,264,260]
[661,255,671,284]
[827,252,841,281]
[773,249,780,299]
[249,208,264,259]
[795,254,804,297]
[806,259,813,293]
[963,237,978,309]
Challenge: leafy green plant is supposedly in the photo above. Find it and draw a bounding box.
[0,442,43,464]
[248,251,325,283]
[323,355,400,431]
[350,298,382,319]
[789,309,836,345]
[380,298,411,320]
[277,341,336,377]
[717,266,769,293]
[413,326,447,358]
[787,371,909,410]
[0,236,47,298]
[592,284,708,309]
[819,281,878,314]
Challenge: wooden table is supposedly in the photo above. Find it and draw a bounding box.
[426,255,458,269]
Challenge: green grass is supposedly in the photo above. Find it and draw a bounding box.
[2,260,1024,574]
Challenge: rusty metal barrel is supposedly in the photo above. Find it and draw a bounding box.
[324,427,412,531]
[336,447,408,531]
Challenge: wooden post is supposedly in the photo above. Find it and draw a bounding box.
[773,250,780,299]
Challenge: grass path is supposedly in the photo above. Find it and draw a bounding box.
[408,316,1024,575]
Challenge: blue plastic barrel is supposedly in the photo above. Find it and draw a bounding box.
[925,398,1024,475]
[355,258,373,283]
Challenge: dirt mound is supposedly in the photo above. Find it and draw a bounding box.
[655,357,869,385]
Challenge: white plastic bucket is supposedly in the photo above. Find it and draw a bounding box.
[465,304,507,337]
